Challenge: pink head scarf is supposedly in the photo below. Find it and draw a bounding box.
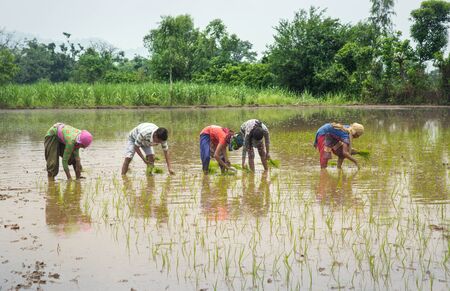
[77,130,93,147]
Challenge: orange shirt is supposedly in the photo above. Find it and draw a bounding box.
[200,125,227,146]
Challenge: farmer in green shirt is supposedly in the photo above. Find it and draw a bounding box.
[45,123,93,180]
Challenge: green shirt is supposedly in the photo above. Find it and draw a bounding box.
[46,124,80,171]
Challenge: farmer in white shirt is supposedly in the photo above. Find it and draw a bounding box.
[240,119,270,172]
[121,123,175,175]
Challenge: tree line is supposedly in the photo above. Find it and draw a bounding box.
[0,0,449,104]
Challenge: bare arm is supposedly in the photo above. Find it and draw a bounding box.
[75,157,82,179]
[214,143,230,170]
[342,143,359,168]
[163,150,175,175]
[134,145,149,164]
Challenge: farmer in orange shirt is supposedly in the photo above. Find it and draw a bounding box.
[200,125,237,174]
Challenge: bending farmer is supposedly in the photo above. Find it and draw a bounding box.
[314,122,364,169]
[240,119,270,172]
[121,123,174,175]
[200,125,235,174]
[45,123,93,181]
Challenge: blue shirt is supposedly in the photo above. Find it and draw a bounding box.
[314,123,350,147]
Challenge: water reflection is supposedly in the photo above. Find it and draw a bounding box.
[122,176,170,223]
[1,107,448,207]
[45,180,91,236]
[201,175,231,221]
[241,173,270,217]
[315,169,361,208]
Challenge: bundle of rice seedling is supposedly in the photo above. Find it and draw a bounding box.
[354,150,370,160]
[146,164,163,175]
[208,161,239,175]
[153,167,164,174]
[221,170,236,176]
[268,159,280,168]
[231,163,242,170]
[146,164,154,175]
[208,161,219,174]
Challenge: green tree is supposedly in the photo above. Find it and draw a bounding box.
[363,34,420,104]
[369,0,396,35]
[143,16,257,85]
[316,41,374,94]
[267,7,348,94]
[204,19,256,67]
[194,63,274,88]
[410,0,450,63]
[47,33,83,82]
[144,15,200,84]
[12,34,82,83]
[103,56,151,83]
[0,48,19,84]
[71,47,115,83]
[434,52,450,102]
[14,39,53,83]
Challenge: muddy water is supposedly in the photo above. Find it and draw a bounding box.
[0,107,449,290]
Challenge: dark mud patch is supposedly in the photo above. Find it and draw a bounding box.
[4,224,20,230]
[12,261,61,290]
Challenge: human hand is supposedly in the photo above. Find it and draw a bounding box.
[168,169,175,175]
[266,153,271,160]
[146,155,155,164]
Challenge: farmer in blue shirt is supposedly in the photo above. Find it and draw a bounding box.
[314,123,364,169]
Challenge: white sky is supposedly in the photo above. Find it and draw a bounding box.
[0,0,425,56]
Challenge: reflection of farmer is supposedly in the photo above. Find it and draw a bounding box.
[240,119,270,172]
[45,123,93,180]
[316,169,358,207]
[199,125,235,174]
[200,175,230,221]
[122,175,170,223]
[314,123,364,169]
[45,180,91,235]
[121,123,174,176]
[241,172,270,217]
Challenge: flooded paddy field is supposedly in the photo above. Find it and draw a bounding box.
[0,107,449,290]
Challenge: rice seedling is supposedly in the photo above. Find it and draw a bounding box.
[268,159,280,168]
[208,160,220,174]
[354,150,371,160]
[146,164,164,175]
[4,106,447,291]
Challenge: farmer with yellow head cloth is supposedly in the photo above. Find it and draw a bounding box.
[45,123,93,180]
[314,122,364,169]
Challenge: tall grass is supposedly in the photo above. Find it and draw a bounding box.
[0,82,355,108]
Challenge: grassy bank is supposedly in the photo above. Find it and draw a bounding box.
[0,82,355,108]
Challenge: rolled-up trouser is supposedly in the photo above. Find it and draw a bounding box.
[45,134,75,177]
[316,135,345,168]
[124,138,153,159]
[200,134,211,171]
[316,135,332,168]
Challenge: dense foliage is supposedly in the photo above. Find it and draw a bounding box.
[0,0,449,105]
